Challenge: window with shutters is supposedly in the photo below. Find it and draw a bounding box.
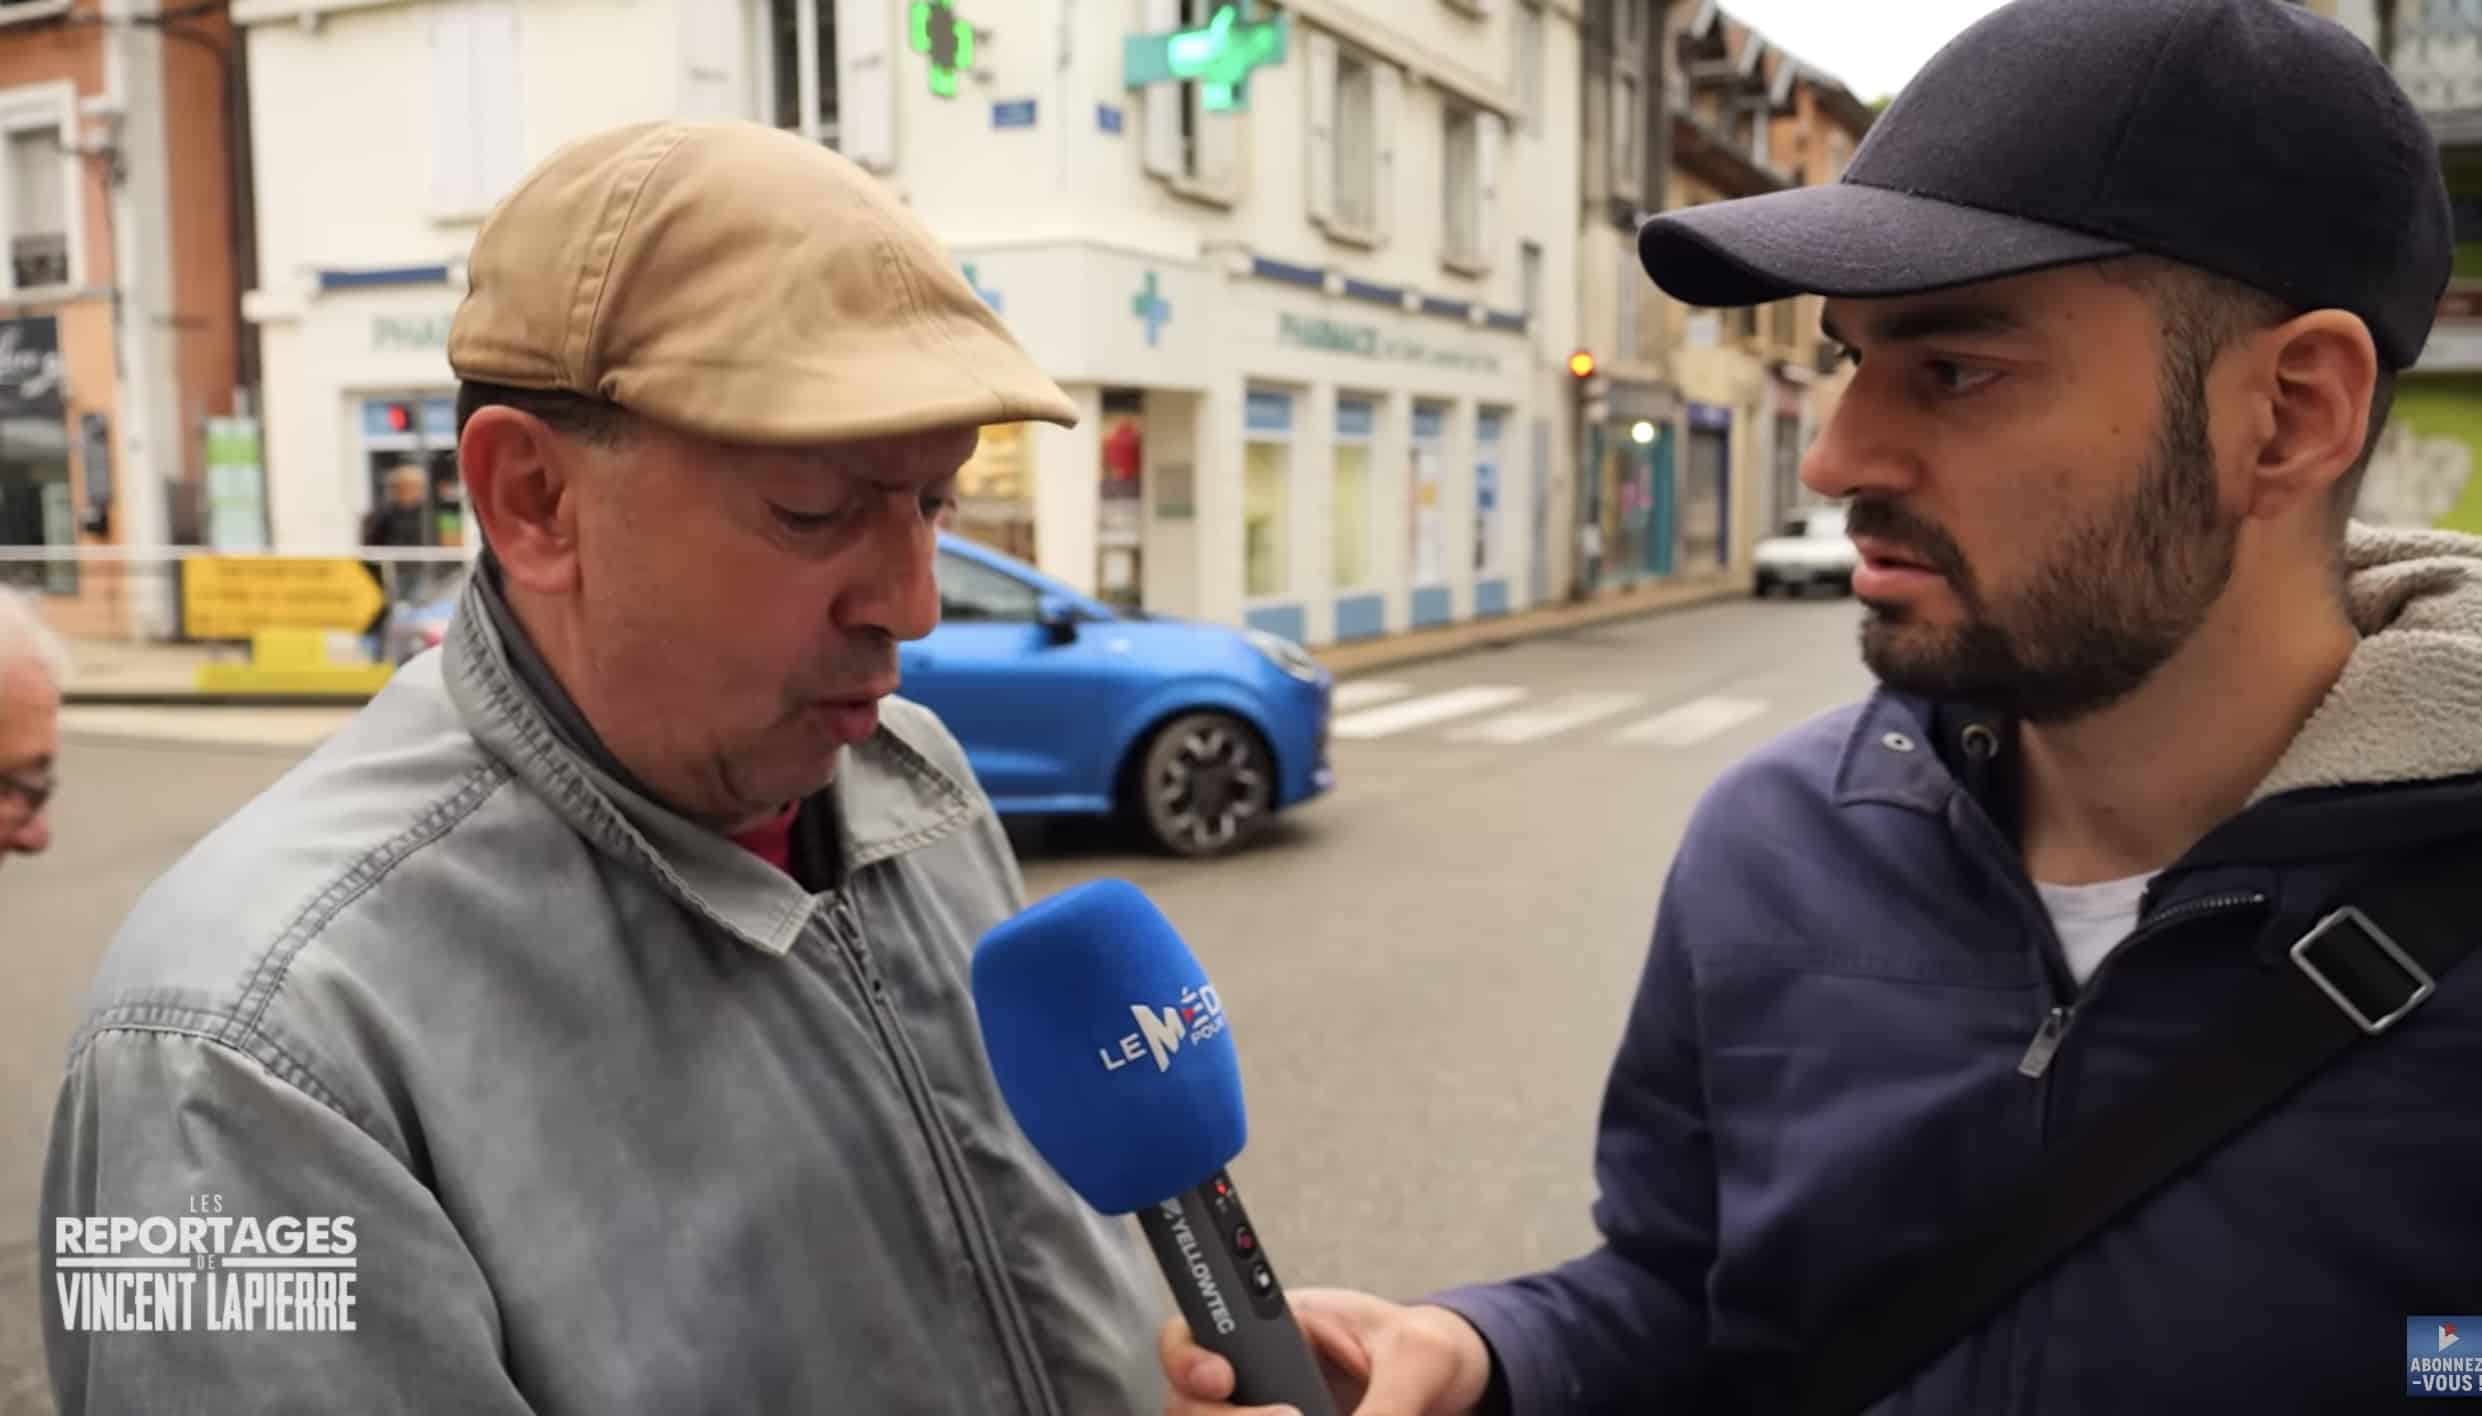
[1443,106,1478,264]
[1335,52,1377,228]
[1307,30,1394,246]
[0,83,76,295]
[429,1,522,219]
[1609,0,1647,204]
[759,0,895,171]
[766,0,839,143]
[1514,2,1546,137]
[1143,0,1243,205]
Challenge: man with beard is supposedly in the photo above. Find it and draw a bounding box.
[42,122,1164,1413]
[1163,2,2482,1413]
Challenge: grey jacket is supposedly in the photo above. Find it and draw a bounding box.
[40,571,1168,1414]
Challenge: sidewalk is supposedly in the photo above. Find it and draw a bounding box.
[1312,573,1746,677]
[57,575,1749,747]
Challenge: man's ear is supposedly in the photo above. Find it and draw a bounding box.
[2244,310,2379,522]
[459,406,583,595]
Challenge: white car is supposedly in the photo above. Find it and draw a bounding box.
[1753,506,1858,597]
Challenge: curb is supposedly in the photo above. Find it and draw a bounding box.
[1312,576,1749,678]
[63,576,1756,707]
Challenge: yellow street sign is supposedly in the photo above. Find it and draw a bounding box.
[181,557,386,640]
[193,629,394,697]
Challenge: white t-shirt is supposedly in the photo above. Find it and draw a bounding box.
[2034,874,2155,986]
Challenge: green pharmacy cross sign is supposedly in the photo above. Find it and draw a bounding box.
[1124,3,1289,113]
[909,1,975,98]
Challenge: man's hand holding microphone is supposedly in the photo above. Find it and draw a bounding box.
[1157,1287,1496,1416]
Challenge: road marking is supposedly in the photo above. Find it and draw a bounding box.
[1331,685,1528,739]
[1612,695,1770,747]
[60,705,360,750]
[1450,692,1642,745]
[1331,679,1413,712]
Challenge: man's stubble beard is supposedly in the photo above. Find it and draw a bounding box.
[1854,370,2239,725]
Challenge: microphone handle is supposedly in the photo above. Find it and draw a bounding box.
[1137,1169,1339,1416]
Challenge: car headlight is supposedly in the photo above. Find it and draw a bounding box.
[1243,628,1322,683]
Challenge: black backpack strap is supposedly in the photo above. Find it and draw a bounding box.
[1794,840,2482,1416]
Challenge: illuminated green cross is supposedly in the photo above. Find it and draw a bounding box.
[1123,2,1289,113]
[908,1,974,98]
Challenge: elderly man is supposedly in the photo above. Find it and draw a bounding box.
[42,121,1163,1413]
[0,584,63,865]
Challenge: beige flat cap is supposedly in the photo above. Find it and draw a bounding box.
[448,120,1079,444]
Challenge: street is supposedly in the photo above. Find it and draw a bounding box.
[0,594,1873,1413]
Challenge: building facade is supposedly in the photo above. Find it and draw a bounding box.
[1566,0,1867,600]
[237,0,1583,649]
[0,0,244,638]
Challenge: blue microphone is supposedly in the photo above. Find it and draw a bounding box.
[973,880,1338,1416]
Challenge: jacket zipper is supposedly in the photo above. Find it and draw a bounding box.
[2013,889,2272,1081]
[819,892,1058,1416]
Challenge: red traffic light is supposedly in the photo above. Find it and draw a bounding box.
[383,403,413,432]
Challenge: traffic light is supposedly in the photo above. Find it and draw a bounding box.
[382,402,414,434]
[1566,350,1597,379]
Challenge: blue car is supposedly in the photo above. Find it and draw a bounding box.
[908,533,1335,857]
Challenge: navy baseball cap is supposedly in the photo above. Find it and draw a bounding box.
[1638,0,2454,369]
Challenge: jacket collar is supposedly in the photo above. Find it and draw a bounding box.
[442,561,978,955]
[1832,690,2005,819]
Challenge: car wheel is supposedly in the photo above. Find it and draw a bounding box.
[1753,573,1774,598]
[1134,711,1276,858]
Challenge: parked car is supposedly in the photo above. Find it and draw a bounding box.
[909,533,1334,857]
[1753,506,1858,597]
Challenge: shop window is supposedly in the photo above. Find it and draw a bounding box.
[952,418,1035,564]
[0,410,71,596]
[1475,408,1509,577]
[1095,389,1146,609]
[357,396,464,609]
[1243,389,1293,599]
[1332,397,1376,591]
[0,313,72,594]
[1409,403,1448,586]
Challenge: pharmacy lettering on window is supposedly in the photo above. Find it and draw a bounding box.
[1275,314,1502,375]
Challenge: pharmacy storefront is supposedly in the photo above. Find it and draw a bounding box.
[250,269,472,552]
[952,240,1538,648]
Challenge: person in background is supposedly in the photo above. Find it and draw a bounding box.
[0,583,63,867]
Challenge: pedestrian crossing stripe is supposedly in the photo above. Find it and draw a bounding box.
[1330,680,1412,712]
[1329,685,1528,738]
[1449,692,1641,745]
[1611,696,1769,747]
[1328,686,1776,750]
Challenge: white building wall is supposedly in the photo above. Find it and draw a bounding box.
[236,0,1583,644]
